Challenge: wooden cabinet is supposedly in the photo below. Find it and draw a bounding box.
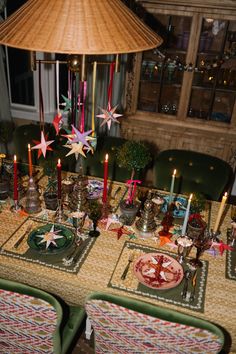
[122,0,236,163]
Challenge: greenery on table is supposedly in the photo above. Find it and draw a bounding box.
[191,192,206,214]
[0,120,15,157]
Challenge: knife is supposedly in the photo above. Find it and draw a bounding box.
[190,269,198,303]
[14,223,33,249]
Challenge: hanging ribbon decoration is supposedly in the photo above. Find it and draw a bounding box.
[79,81,87,133]
[31,60,54,158]
[53,60,63,135]
[107,62,115,111]
[91,61,97,137]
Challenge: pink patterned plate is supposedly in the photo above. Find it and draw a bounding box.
[133,252,183,290]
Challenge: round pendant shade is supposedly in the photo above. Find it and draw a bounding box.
[0,0,162,54]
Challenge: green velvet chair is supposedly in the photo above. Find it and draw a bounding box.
[81,135,132,182]
[0,277,85,354]
[153,149,233,201]
[85,292,224,354]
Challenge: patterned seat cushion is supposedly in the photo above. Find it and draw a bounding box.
[86,299,223,354]
[0,289,58,354]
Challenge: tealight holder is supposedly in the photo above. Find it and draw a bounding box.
[54,199,67,223]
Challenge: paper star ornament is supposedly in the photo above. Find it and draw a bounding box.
[32,131,54,158]
[97,105,122,130]
[64,142,86,159]
[159,234,173,247]
[69,125,93,149]
[36,224,64,249]
[53,112,64,135]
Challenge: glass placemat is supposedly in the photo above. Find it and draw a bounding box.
[0,217,96,273]
[108,241,208,313]
[226,229,236,280]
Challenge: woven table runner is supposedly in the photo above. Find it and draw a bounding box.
[108,241,208,313]
[226,229,236,280]
[0,217,96,273]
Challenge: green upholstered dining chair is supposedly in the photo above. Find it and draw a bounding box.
[0,277,85,354]
[85,292,224,354]
[153,149,233,201]
[81,135,131,182]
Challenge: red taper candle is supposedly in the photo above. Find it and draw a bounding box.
[28,144,33,177]
[13,155,18,201]
[57,159,62,200]
[102,154,109,203]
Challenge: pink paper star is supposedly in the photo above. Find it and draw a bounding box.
[97,105,122,130]
[69,125,93,149]
[32,131,54,158]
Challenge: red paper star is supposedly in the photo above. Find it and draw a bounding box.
[212,240,234,256]
[32,131,54,158]
[53,112,63,135]
[110,226,130,240]
[159,234,173,247]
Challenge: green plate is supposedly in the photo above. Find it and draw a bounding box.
[27,223,74,255]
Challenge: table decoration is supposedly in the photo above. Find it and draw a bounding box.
[161,195,187,218]
[135,192,157,233]
[102,154,108,203]
[69,173,88,212]
[169,169,176,204]
[181,193,192,236]
[25,176,41,214]
[176,236,193,264]
[11,155,22,213]
[226,229,236,280]
[187,213,207,240]
[213,192,227,233]
[108,241,208,313]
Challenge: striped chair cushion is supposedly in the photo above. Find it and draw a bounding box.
[0,289,58,354]
[86,299,222,354]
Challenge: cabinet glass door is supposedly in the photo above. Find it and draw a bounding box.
[189,18,236,123]
[138,14,192,115]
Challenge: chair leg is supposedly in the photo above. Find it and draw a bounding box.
[85,317,93,340]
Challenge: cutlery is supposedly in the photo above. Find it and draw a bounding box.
[181,269,192,299]
[13,223,33,249]
[190,269,198,303]
[121,252,135,280]
[62,238,84,266]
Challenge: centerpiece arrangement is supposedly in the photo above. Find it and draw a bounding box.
[187,193,207,240]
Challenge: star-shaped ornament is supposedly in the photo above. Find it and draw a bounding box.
[97,105,122,130]
[159,234,173,247]
[53,112,64,135]
[105,214,121,231]
[64,142,86,159]
[69,125,93,149]
[36,224,64,249]
[110,225,131,240]
[32,131,54,158]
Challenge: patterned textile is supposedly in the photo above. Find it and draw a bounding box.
[86,299,223,354]
[0,289,58,354]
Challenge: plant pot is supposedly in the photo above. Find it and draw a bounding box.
[43,192,58,211]
[119,200,139,226]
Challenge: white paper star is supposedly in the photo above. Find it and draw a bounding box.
[105,214,121,231]
[97,105,122,130]
[64,142,86,159]
[36,224,64,249]
[31,131,54,158]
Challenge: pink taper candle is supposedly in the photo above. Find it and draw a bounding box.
[57,159,62,200]
[13,155,18,201]
[102,154,109,203]
[28,144,33,177]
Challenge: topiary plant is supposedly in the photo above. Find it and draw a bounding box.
[116,140,152,180]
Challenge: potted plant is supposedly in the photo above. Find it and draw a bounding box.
[41,159,58,210]
[116,140,152,225]
[187,193,207,239]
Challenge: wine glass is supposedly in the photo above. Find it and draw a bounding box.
[88,200,102,237]
[189,230,212,268]
[176,236,193,264]
[71,211,86,237]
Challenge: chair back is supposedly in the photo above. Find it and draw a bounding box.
[0,278,63,354]
[85,292,224,354]
[153,149,233,200]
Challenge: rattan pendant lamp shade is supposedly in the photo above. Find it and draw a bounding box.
[0,0,162,54]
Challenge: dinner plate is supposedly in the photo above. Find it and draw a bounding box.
[161,196,187,218]
[87,180,104,199]
[27,223,74,254]
[133,252,183,290]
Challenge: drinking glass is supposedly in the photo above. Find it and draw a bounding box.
[176,236,193,264]
[189,231,212,268]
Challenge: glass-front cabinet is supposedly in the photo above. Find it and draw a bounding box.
[136,10,236,124]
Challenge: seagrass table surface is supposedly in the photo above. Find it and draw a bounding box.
[0,175,236,352]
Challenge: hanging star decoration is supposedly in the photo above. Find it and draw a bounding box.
[62,126,94,159]
[68,125,93,149]
[60,94,83,112]
[32,131,54,158]
[53,112,64,135]
[64,141,86,160]
[96,105,122,130]
[211,240,234,256]
[36,224,64,249]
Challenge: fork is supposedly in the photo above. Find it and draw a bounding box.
[121,252,134,280]
[13,223,33,249]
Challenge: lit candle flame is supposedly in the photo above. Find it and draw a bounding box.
[105,154,109,162]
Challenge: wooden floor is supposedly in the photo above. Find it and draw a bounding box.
[71,326,94,354]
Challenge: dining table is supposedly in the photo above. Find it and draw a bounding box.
[0,170,236,353]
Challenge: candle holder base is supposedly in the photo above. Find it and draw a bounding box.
[209,229,221,242]
[10,200,23,213]
[54,199,67,223]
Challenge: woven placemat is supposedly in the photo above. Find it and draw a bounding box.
[0,217,96,273]
[108,241,208,313]
[226,229,236,280]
